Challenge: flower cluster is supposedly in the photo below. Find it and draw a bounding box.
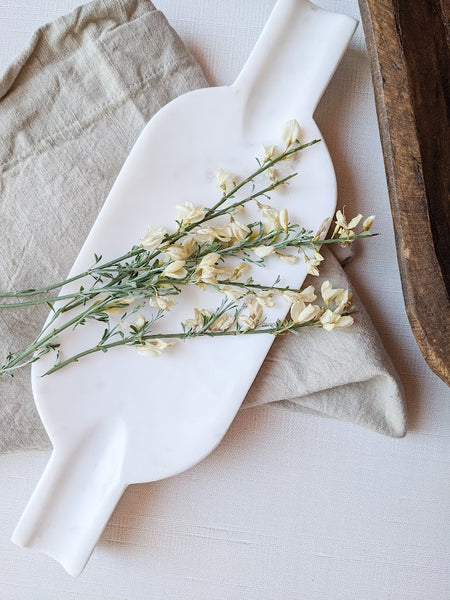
[0,120,376,376]
[332,209,375,245]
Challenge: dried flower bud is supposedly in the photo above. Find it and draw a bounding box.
[161,260,187,280]
[362,215,375,231]
[279,208,289,233]
[230,221,250,241]
[262,144,279,162]
[136,339,175,357]
[140,226,167,251]
[216,168,236,193]
[291,301,321,324]
[282,119,301,147]
[253,245,275,258]
[176,202,205,226]
[276,252,298,264]
[148,295,177,311]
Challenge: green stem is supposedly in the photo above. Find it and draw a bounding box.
[0,296,114,373]
[211,172,297,220]
[218,281,298,293]
[206,138,320,215]
[0,248,144,299]
[42,319,318,376]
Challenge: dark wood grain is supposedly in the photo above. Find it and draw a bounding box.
[358,0,450,385]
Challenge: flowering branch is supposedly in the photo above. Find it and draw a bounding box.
[0,120,376,376]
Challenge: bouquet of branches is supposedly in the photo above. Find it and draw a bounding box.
[0,120,375,377]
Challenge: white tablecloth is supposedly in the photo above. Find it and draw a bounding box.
[1,1,449,598]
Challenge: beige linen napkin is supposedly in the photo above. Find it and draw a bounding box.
[0,0,406,453]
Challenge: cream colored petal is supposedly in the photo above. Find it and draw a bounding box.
[335,315,354,328]
[292,303,320,324]
[305,260,320,276]
[221,286,246,301]
[199,252,221,268]
[253,245,275,258]
[164,244,188,260]
[230,221,250,241]
[134,314,146,330]
[290,300,306,322]
[335,209,347,228]
[276,252,298,264]
[230,262,249,281]
[279,208,289,233]
[239,315,257,330]
[263,144,279,161]
[140,226,166,251]
[347,214,363,229]
[281,119,301,147]
[216,168,236,192]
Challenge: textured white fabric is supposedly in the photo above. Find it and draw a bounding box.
[0,0,449,598]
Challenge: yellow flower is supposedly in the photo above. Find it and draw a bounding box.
[276,252,298,264]
[313,249,324,262]
[198,253,221,268]
[176,202,205,225]
[254,290,274,308]
[257,202,280,233]
[230,221,250,241]
[104,297,135,314]
[216,168,236,193]
[161,260,187,280]
[282,285,317,304]
[193,225,232,243]
[267,167,278,182]
[291,301,321,324]
[195,267,219,285]
[182,237,197,254]
[320,281,342,305]
[134,314,146,330]
[136,339,175,357]
[245,297,264,321]
[238,315,258,331]
[253,245,275,258]
[213,225,233,242]
[209,313,235,332]
[183,308,211,330]
[192,226,217,243]
[282,119,301,147]
[320,281,352,314]
[262,144,279,162]
[305,257,321,276]
[230,262,249,281]
[303,248,324,276]
[313,217,332,241]
[220,286,246,301]
[140,226,167,251]
[279,208,289,233]
[148,295,177,311]
[164,244,189,261]
[195,253,232,285]
[319,309,354,331]
[333,209,363,242]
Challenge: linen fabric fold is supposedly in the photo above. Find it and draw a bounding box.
[0,0,406,453]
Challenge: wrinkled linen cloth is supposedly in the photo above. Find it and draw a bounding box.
[0,0,406,453]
